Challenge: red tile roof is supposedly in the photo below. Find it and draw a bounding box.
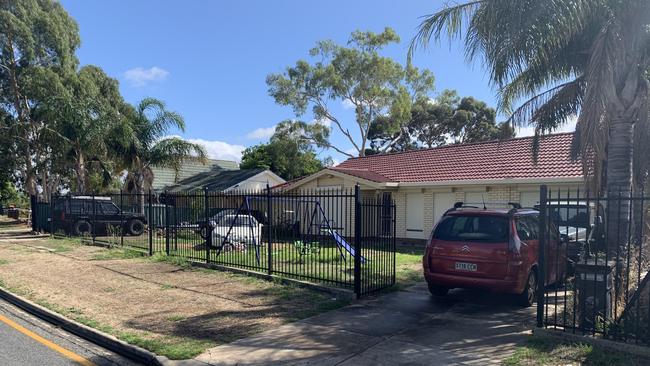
[334,133,582,183]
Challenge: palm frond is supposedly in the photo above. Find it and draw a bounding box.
[148,137,208,173]
[481,0,600,86]
[506,78,584,129]
[409,0,485,59]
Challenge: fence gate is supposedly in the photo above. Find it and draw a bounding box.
[536,185,650,345]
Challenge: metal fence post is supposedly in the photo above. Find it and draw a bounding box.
[537,185,548,328]
[30,195,37,232]
[148,189,153,256]
[204,187,211,263]
[91,193,96,245]
[49,193,54,236]
[165,190,170,255]
[354,184,362,298]
[119,190,124,247]
[266,184,273,276]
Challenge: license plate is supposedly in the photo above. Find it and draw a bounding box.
[455,262,477,271]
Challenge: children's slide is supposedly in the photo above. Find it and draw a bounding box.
[332,231,367,264]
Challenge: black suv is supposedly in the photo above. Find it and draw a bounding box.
[52,197,147,236]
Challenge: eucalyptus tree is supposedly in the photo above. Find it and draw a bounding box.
[267,28,435,157]
[369,89,514,151]
[119,98,207,204]
[411,0,650,250]
[58,65,127,193]
[0,0,80,196]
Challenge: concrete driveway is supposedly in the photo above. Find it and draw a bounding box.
[195,282,535,366]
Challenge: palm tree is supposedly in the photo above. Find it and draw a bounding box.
[119,98,207,210]
[411,0,650,252]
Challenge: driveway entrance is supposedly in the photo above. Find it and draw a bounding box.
[196,283,534,365]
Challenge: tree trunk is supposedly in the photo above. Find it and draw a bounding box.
[135,170,145,214]
[605,115,634,255]
[75,151,86,193]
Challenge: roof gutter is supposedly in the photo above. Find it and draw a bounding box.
[398,177,584,187]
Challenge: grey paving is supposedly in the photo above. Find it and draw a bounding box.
[195,285,535,365]
[0,298,141,366]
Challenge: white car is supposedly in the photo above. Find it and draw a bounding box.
[210,214,262,249]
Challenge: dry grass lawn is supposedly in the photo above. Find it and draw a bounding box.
[0,229,349,359]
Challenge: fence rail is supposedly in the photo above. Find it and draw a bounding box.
[32,186,396,297]
[537,185,650,345]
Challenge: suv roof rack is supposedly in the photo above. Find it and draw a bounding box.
[445,201,534,216]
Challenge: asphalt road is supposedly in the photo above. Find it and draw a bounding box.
[0,298,141,366]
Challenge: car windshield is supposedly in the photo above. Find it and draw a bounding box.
[546,205,589,228]
[434,215,509,243]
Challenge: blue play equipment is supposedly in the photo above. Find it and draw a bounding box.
[304,202,367,264]
[213,195,367,265]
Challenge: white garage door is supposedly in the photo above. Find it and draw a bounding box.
[465,192,486,206]
[433,192,456,226]
[520,191,540,208]
[406,193,424,239]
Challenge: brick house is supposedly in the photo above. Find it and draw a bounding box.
[280,133,583,244]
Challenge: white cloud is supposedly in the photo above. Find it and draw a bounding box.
[312,118,331,128]
[344,148,358,156]
[516,114,578,137]
[246,126,276,140]
[173,137,245,162]
[124,66,169,87]
[342,99,355,109]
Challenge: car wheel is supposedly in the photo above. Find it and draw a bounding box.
[127,219,145,236]
[73,220,92,236]
[518,270,538,307]
[428,283,449,297]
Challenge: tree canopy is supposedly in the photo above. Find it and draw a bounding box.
[267,28,435,157]
[240,121,330,180]
[369,89,514,151]
[0,0,81,195]
[0,0,208,198]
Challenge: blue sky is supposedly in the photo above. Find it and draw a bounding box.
[60,0,569,163]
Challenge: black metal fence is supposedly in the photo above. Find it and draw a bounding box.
[537,185,650,345]
[32,186,396,297]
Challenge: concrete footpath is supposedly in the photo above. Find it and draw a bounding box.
[195,283,534,365]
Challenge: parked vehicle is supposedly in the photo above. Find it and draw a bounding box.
[534,201,605,262]
[423,203,566,307]
[210,214,263,250]
[195,208,268,239]
[51,197,147,236]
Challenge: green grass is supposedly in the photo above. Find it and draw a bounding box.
[167,315,186,322]
[91,248,145,260]
[0,259,9,265]
[394,248,423,289]
[504,336,650,366]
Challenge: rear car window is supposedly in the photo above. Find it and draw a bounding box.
[434,215,509,243]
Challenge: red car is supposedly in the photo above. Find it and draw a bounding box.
[423,204,566,306]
